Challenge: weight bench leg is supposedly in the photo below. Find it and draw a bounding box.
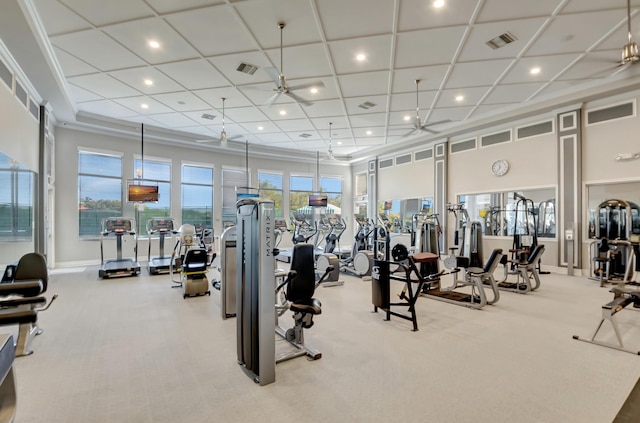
[15,322,36,357]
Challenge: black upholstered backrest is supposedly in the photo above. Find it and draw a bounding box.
[598,238,610,253]
[483,248,503,274]
[287,244,316,303]
[14,252,48,292]
[527,244,545,265]
[183,248,208,272]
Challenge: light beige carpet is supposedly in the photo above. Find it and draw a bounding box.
[8,266,640,423]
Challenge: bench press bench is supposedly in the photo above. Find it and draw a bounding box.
[573,287,640,355]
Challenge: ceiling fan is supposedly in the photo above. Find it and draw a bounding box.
[622,0,640,64]
[404,79,450,136]
[323,122,349,162]
[196,97,240,144]
[262,22,325,107]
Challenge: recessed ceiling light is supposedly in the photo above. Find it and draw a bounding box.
[144,79,153,86]
[366,130,372,135]
[356,53,366,61]
[455,95,464,102]
[433,0,445,8]
[148,40,160,49]
[337,141,342,145]
[530,67,541,75]
[141,103,149,109]
[403,115,411,121]
[279,110,287,116]
[258,126,264,131]
[310,87,318,94]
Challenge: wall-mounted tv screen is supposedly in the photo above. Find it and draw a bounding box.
[128,184,159,203]
[308,194,328,207]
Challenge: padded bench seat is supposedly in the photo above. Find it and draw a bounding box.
[0,280,43,298]
[0,310,37,325]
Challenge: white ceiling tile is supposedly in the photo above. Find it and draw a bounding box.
[222,106,268,123]
[310,117,351,130]
[165,6,257,56]
[151,92,211,112]
[256,133,293,143]
[502,53,581,84]
[328,35,393,74]
[428,106,474,122]
[208,52,273,85]
[275,119,315,132]
[68,74,142,98]
[59,0,155,26]
[445,59,513,89]
[476,0,562,22]
[113,96,175,115]
[303,99,345,118]
[398,0,479,31]
[457,18,548,62]
[354,136,386,146]
[103,17,200,64]
[240,121,280,133]
[557,50,623,80]
[435,86,491,108]
[145,0,224,14]
[391,65,451,93]
[395,27,467,67]
[526,10,625,56]
[349,114,387,128]
[389,91,437,112]
[264,44,332,79]
[470,103,514,119]
[234,0,322,48]
[77,100,140,118]
[156,59,229,90]
[294,140,327,149]
[109,67,185,95]
[338,71,390,97]
[482,83,546,105]
[560,0,640,14]
[259,103,306,120]
[193,88,254,109]
[69,84,103,102]
[51,29,146,71]
[147,112,200,127]
[33,0,92,36]
[52,46,98,77]
[316,0,394,40]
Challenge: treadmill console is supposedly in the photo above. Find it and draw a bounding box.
[104,218,133,234]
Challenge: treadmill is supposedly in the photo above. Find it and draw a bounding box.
[99,217,140,278]
[147,217,176,275]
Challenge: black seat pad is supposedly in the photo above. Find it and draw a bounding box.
[0,280,43,297]
[0,310,37,325]
[290,298,322,315]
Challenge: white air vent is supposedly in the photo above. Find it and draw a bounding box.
[379,158,393,169]
[237,62,259,75]
[201,113,216,121]
[358,101,377,110]
[299,133,311,138]
[486,32,517,49]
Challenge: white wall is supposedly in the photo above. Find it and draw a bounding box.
[378,157,435,201]
[54,126,352,267]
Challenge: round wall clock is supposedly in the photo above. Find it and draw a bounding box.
[491,159,509,176]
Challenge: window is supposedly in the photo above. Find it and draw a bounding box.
[78,151,122,238]
[289,175,313,219]
[320,176,342,213]
[222,168,248,228]
[0,153,34,240]
[258,171,283,218]
[182,165,213,230]
[133,159,171,235]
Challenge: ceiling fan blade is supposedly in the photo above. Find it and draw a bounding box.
[402,128,419,137]
[421,119,452,127]
[195,138,216,143]
[265,92,282,107]
[264,67,281,86]
[227,134,243,141]
[287,80,325,91]
[418,126,440,135]
[284,91,312,106]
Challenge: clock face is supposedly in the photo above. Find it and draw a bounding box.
[491,159,509,176]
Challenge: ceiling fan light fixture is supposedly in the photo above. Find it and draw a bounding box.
[622,41,640,63]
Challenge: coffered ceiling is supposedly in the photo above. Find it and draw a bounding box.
[8,0,640,158]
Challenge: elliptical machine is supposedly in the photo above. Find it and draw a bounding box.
[316,214,346,287]
[340,214,374,278]
[170,224,211,299]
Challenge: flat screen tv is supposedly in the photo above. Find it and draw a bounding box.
[128,184,159,203]
[308,194,328,207]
